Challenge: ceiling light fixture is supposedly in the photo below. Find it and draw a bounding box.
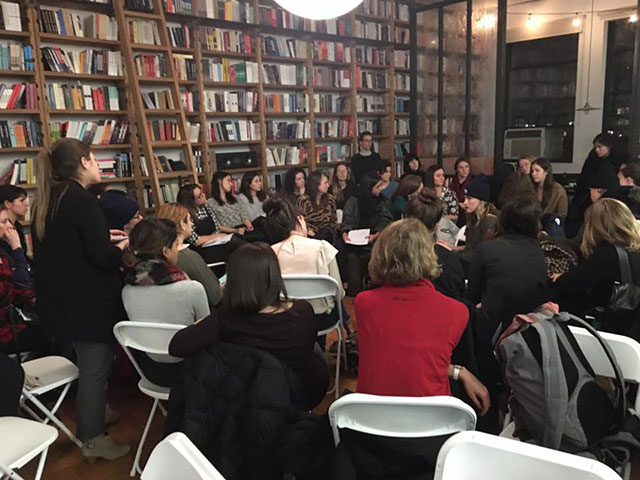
[572,14,582,27]
[630,13,638,23]
[273,0,364,20]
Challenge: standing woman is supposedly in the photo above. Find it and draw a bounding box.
[530,158,568,236]
[237,172,268,231]
[329,162,358,210]
[297,171,337,242]
[424,164,459,222]
[32,138,130,460]
[281,167,306,205]
[448,157,473,204]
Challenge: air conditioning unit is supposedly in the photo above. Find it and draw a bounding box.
[504,127,564,160]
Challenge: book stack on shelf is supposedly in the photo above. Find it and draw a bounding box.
[262,35,306,59]
[147,119,182,141]
[0,41,33,71]
[0,1,21,31]
[202,27,251,54]
[128,19,161,45]
[50,120,129,145]
[167,24,191,48]
[97,152,133,179]
[207,119,259,142]
[201,0,254,22]
[203,58,258,83]
[204,90,258,112]
[314,119,354,139]
[46,84,124,111]
[265,120,310,140]
[357,94,385,113]
[315,144,352,164]
[134,54,166,78]
[266,145,305,167]
[142,89,175,109]
[264,92,308,113]
[5,157,36,185]
[41,47,122,76]
[0,82,36,109]
[263,63,307,86]
[37,8,118,41]
[0,120,41,148]
[314,93,349,114]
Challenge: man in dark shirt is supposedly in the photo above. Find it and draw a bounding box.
[351,131,382,184]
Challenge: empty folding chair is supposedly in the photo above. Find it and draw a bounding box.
[20,355,81,448]
[113,321,185,477]
[141,432,225,480]
[282,274,346,399]
[434,431,620,480]
[0,416,58,480]
[328,393,477,446]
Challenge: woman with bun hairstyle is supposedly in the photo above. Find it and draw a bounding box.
[32,138,130,461]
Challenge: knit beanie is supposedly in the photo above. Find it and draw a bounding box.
[589,165,618,190]
[99,190,139,230]
[464,175,490,202]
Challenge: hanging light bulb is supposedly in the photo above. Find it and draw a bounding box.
[630,13,639,23]
[478,13,496,29]
[572,14,582,27]
[273,0,364,20]
[525,13,539,30]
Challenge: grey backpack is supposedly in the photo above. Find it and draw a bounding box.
[495,310,626,453]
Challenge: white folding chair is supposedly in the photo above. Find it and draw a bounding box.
[113,321,186,477]
[141,432,225,480]
[0,417,58,480]
[434,431,621,480]
[19,355,82,448]
[328,393,477,446]
[282,274,346,399]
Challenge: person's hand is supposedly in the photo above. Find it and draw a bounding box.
[236,227,246,235]
[110,229,128,243]
[550,273,562,282]
[116,238,129,250]
[308,229,316,237]
[367,232,379,244]
[342,232,350,243]
[459,367,490,416]
[4,225,21,250]
[244,220,254,231]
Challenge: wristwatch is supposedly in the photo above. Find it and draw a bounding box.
[452,365,462,381]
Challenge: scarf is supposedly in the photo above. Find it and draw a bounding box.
[123,259,188,286]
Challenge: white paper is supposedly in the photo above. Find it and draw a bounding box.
[202,233,233,247]
[219,274,227,286]
[336,209,344,224]
[346,229,370,246]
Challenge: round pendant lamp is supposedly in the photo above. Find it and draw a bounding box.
[273,0,364,20]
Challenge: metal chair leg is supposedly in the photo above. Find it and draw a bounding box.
[20,390,82,448]
[130,398,160,477]
[33,448,50,480]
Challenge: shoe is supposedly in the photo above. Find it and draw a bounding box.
[105,404,120,426]
[82,434,131,462]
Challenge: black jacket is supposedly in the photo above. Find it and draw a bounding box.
[33,180,125,343]
[165,342,309,480]
[573,149,627,212]
[434,245,464,300]
[351,152,381,184]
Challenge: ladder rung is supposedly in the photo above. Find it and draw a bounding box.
[125,10,162,20]
[131,43,169,53]
[137,77,176,84]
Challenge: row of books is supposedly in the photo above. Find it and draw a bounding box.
[0,1,21,31]
[394,50,410,69]
[312,41,350,63]
[357,94,385,113]
[314,144,352,163]
[356,69,388,89]
[134,54,166,78]
[152,154,188,173]
[50,120,129,145]
[41,47,123,76]
[126,0,153,13]
[142,89,175,110]
[7,158,36,185]
[394,141,410,157]
[159,183,181,203]
[395,97,410,113]
[263,92,308,114]
[128,19,161,45]
[265,146,304,167]
[263,36,306,59]
[360,0,392,18]
[207,119,259,142]
[395,27,409,45]
[97,152,134,178]
[394,118,409,136]
[314,119,354,138]
[203,90,258,113]
[257,7,351,37]
[357,119,382,135]
[202,59,258,83]
[46,83,123,111]
[201,0,253,22]
[146,120,181,141]
[313,67,350,89]
[355,20,390,42]
[355,46,387,66]
[265,120,310,140]
[37,9,117,41]
[0,120,41,147]
[181,89,198,112]
[395,3,409,22]
[174,54,196,80]
[0,82,36,109]
[202,28,251,54]
[314,93,349,113]
[168,24,192,48]
[262,64,306,86]
[0,42,34,71]
[395,73,410,90]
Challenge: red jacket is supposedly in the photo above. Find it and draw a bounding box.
[0,254,35,343]
[355,280,468,397]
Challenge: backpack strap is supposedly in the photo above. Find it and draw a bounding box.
[614,244,633,285]
[531,319,569,450]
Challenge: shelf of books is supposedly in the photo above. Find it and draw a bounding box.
[0,0,412,206]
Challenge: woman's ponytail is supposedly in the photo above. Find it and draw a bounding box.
[32,148,54,241]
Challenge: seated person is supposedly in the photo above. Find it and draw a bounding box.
[280,167,306,206]
[406,189,465,300]
[355,218,489,416]
[156,203,223,309]
[0,185,30,253]
[448,157,473,205]
[375,160,398,200]
[498,155,536,208]
[296,171,337,243]
[265,197,345,348]
[122,219,210,387]
[0,353,24,416]
[0,205,30,287]
[329,162,358,210]
[237,172,268,231]
[390,173,423,220]
[402,152,426,182]
[530,158,568,237]
[169,242,329,410]
[98,189,143,235]
[424,165,459,222]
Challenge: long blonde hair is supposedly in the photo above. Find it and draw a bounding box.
[468,200,497,227]
[32,139,92,240]
[581,198,640,257]
[368,218,441,286]
[156,202,190,237]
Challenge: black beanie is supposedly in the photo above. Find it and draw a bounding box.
[98,190,139,230]
[589,165,618,190]
[464,175,490,202]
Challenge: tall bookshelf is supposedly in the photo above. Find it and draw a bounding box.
[0,0,412,213]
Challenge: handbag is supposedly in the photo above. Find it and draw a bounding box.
[607,244,640,312]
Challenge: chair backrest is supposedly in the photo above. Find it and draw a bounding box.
[113,321,185,381]
[282,274,341,301]
[434,431,620,480]
[141,432,225,480]
[569,325,640,411]
[327,393,477,446]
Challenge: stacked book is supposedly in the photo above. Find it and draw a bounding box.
[128,19,161,45]
[174,54,196,80]
[203,90,258,112]
[265,120,310,140]
[202,0,254,22]
[313,119,354,138]
[357,94,385,113]
[202,59,258,83]
[50,120,129,145]
[142,89,175,109]
[315,144,352,164]
[313,67,350,88]
[262,64,307,86]
[0,1,22,31]
[266,146,305,166]
[0,120,41,147]
[312,41,350,63]
[6,158,36,185]
[134,54,166,77]
[46,83,123,110]
[264,92,308,113]
[206,119,259,142]
[313,93,349,113]
[356,69,388,89]
[37,9,117,41]
[168,24,191,48]
[0,41,34,71]
[357,118,382,136]
[146,120,181,141]
[355,20,390,41]
[97,152,133,178]
[0,82,36,109]
[355,46,387,66]
[202,27,251,54]
[262,36,307,59]
[41,47,122,75]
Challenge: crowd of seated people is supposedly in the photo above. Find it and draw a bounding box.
[6,132,640,478]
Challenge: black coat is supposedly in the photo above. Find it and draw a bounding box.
[351,152,381,184]
[33,180,125,343]
[165,342,309,480]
